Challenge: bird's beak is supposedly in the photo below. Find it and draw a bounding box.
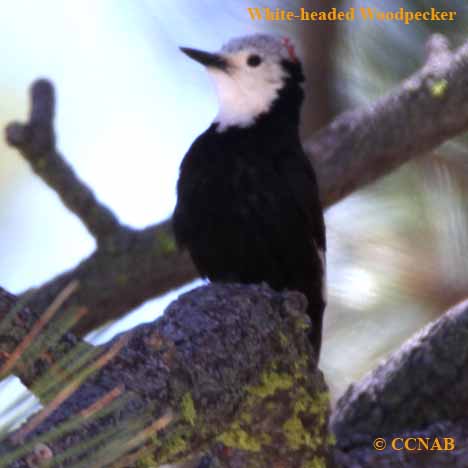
[180,47,228,71]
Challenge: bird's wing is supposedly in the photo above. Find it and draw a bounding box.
[228,147,326,292]
[278,149,325,249]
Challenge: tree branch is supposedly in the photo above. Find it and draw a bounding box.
[0,284,329,468]
[309,34,468,207]
[0,218,197,337]
[5,80,122,243]
[331,299,468,466]
[5,284,468,466]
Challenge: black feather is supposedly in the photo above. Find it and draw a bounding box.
[173,57,326,357]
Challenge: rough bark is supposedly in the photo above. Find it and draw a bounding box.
[0,284,329,467]
[3,286,468,466]
[331,299,468,467]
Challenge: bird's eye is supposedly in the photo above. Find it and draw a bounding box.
[247,54,262,67]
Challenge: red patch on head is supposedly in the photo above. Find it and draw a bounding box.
[282,36,298,63]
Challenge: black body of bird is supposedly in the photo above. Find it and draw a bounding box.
[173,34,326,358]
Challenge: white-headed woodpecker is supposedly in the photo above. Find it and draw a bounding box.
[173,34,326,358]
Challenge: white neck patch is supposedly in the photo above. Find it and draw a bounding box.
[208,50,286,132]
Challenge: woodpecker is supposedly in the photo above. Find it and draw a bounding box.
[173,34,326,358]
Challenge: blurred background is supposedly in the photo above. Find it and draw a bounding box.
[1,0,468,431]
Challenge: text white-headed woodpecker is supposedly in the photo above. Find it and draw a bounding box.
[173,34,326,358]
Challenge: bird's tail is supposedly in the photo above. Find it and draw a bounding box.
[306,296,325,362]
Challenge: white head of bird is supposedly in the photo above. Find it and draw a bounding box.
[180,34,303,131]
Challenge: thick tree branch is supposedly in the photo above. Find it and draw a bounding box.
[4,284,468,466]
[0,284,329,468]
[308,34,468,207]
[331,299,468,466]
